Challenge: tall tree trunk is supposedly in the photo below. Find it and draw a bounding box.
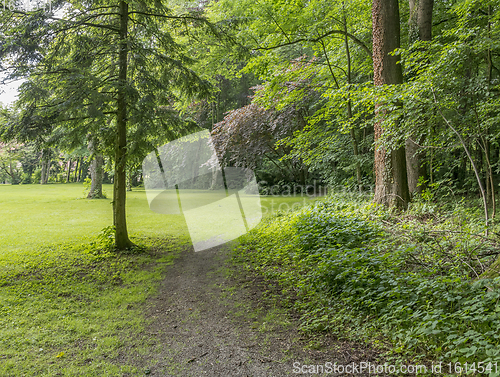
[78,157,85,182]
[343,14,363,194]
[40,151,47,185]
[44,160,51,184]
[9,159,19,185]
[209,168,220,190]
[74,157,80,182]
[126,169,132,192]
[40,149,51,185]
[406,0,433,195]
[66,159,72,183]
[113,0,133,249]
[405,138,422,196]
[87,139,104,198]
[485,5,495,219]
[417,0,433,40]
[408,0,433,41]
[348,106,362,193]
[372,0,410,209]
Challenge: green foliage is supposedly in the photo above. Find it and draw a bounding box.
[32,169,41,184]
[204,0,500,202]
[85,226,116,258]
[233,195,500,365]
[20,172,31,184]
[0,141,25,184]
[205,0,375,189]
[82,177,92,197]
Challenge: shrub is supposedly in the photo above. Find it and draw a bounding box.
[21,173,32,184]
[33,169,41,183]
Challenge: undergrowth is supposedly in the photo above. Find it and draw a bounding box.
[232,194,500,373]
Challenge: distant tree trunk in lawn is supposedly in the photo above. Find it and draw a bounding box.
[46,160,51,183]
[131,171,139,187]
[66,159,72,183]
[126,169,132,192]
[44,160,51,184]
[40,154,46,185]
[87,139,104,199]
[372,0,410,208]
[191,139,202,187]
[73,157,80,182]
[113,0,133,249]
[406,0,433,196]
[78,158,85,182]
[9,159,19,185]
[40,149,51,185]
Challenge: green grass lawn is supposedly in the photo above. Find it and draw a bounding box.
[0,183,189,255]
[0,183,319,255]
[0,182,320,375]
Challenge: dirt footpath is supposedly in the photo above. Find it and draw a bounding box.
[120,245,380,376]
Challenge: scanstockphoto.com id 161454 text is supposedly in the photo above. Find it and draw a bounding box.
[292,361,499,375]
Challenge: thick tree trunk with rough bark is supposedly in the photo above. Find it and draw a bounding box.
[113,0,133,250]
[406,138,422,195]
[45,160,51,183]
[372,0,410,209]
[409,0,433,40]
[40,164,46,185]
[417,0,433,41]
[40,155,46,185]
[88,155,104,198]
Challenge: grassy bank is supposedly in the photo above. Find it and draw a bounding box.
[231,194,500,371]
